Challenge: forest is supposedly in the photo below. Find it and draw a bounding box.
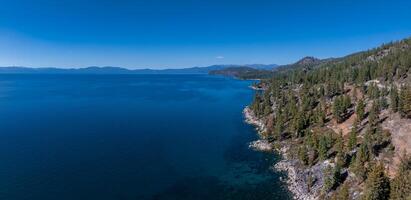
[249,37,411,200]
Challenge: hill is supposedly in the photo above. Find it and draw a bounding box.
[247,37,411,199]
[209,56,335,79]
[209,66,276,79]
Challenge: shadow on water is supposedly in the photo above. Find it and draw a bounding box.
[150,175,288,200]
[149,123,291,200]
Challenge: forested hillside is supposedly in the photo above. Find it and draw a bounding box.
[209,66,276,79]
[249,37,411,199]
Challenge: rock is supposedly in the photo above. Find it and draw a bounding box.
[243,105,325,200]
[249,140,273,152]
[243,107,267,133]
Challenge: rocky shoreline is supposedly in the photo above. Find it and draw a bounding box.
[244,106,320,200]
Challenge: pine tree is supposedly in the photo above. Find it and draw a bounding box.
[357,98,366,121]
[369,101,380,128]
[353,142,370,181]
[335,183,350,200]
[389,84,398,112]
[390,152,411,200]
[318,136,329,161]
[333,164,343,187]
[298,145,309,165]
[368,83,381,99]
[379,96,388,110]
[348,119,358,150]
[274,110,284,140]
[317,105,326,127]
[399,85,411,118]
[274,119,283,140]
[335,130,346,167]
[362,163,390,200]
[323,165,343,193]
[323,166,334,192]
[292,110,306,137]
[333,96,343,123]
[251,93,263,116]
[343,95,352,110]
[333,95,352,123]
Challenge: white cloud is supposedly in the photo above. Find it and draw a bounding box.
[216,56,224,59]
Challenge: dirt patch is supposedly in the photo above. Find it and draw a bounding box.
[345,85,364,100]
[381,113,411,176]
[327,113,357,137]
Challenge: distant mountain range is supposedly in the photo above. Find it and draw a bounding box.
[208,56,334,79]
[0,64,278,74]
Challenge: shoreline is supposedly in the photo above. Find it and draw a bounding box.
[243,106,319,200]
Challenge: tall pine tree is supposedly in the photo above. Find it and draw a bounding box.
[390,153,411,200]
[390,84,399,113]
[362,163,390,200]
[356,98,366,121]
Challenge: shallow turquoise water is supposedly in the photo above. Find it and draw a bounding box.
[0,74,291,200]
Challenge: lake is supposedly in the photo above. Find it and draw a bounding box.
[0,74,290,200]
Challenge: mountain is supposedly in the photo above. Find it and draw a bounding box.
[273,56,336,73]
[241,64,278,70]
[295,56,320,65]
[209,66,275,79]
[208,57,332,79]
[0,64,278,74]
[0,66,131,74]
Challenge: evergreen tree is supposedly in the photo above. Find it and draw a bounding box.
[390,84,399,113]
[335,130,346,167]
[363,163,390,200]
[274,110,284,140]
[348,119,359,150]
[333,96,343,123]
[353,142,370,181]
[368,83,381,99]
[390,153,411,200]
[323,166,334,192]
[298,145,309,165]
[357,98,366,121]
[399,85,411,118]
[333,95,351,123]
[369,101,380,128]
[251,93,263,116]
[292,110,306,137]
[379,96,388,110]
[318,136,329,161]
[333,183,350,200]
[323,165,343,192]
[317,105,326,126]
[343,95,352,110]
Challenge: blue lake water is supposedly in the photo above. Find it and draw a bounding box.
[0,74,291,200]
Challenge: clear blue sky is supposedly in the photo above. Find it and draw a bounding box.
[0,0,411,69]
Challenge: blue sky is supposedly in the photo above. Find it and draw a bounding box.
[0,0,411,69]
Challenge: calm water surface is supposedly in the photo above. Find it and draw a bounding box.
[0,74,291,200]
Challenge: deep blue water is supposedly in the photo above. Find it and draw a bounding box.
[0,74,290,200]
